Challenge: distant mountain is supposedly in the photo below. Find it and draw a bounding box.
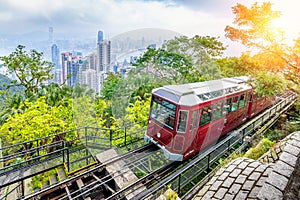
[0,74,23,93]
[110,28,183,62]
[111,28,183,42]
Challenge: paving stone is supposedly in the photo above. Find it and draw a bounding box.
[198,185,210,197]
[257,183,283,200]
[218,172,229,181]
[279,152,298,167]
[286,139,300,149]
[291,133,300,142]
[230,168,242,178]
[222,177,235,188]
[248,186,261,198]
[255,164,268,173]
[202,191,214,199]
[235,190,249,200]
[210,180,222,191]
[284,143,300,157]
[223,193,235,200]
[228,183,242,195]
[235,174,247,184]
[193,197,201,200]
[273,160,294,178]
[213,187,227,199]
[267,171,289,192]
[248,172,261,181]
[237,161,249,169]
[233,158,244,165]
[248,161,260,168]
[208,176,218,186]
[256,176,267,187]
[242,180,255,191]
[225,164,236,172]
[215,167,225,176]
[262,165,274,176]
[241,167,254,176]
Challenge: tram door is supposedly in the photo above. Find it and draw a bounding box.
[189,110,200,151]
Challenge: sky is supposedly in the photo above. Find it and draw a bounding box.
[0,0,300,54]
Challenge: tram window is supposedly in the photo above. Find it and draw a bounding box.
[224,98,232,114]
[177,110,188,133]
[190,110,199,129]
[212,101,223,120]
[239,94,246,108]
[231,96,239,111]
[150,97,176,130]
[200,106,212,126]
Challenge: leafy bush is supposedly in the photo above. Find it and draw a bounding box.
[244,138,275,159]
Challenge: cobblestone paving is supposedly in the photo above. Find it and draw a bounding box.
[193,131,300,200]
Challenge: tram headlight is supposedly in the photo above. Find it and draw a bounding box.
[157,132,161,138]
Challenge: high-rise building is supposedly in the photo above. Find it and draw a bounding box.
[97,31,103,44]
[51,44,60,70]
[61,52,72,85]
[51,44,61,84]
[97,40,111,73]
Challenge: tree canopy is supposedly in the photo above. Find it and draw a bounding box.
[0,45,54,95]
[225,2,299,95]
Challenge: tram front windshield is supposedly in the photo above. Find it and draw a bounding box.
[150,95,176,130]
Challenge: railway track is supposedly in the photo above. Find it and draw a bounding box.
[21,144,172,200]
[0,93,296,200]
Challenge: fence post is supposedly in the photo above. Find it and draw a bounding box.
[124,126,127,147]
[178,173,181,194]
[62,141,65,164]
[36,140,39,157]
[207,154,210,171]
[67,148,70,172]
[21,180,25,197]
[110,129,113,149]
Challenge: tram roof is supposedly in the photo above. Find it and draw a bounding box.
[153,76,252,106]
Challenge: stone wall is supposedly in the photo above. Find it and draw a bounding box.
[193,131,300,200]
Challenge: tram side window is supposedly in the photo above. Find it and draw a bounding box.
[177,110,188,133]
[231,96,239,111]
[239,94,246,108]
[212,101,223,120]
[200,106,212,126]
[224,98,232,114]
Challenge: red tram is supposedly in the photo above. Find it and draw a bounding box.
[144,76,275,161]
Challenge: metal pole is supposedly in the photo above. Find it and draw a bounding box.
[124,126,127,147]
[178,174,181,194]
[36,140,39,157]
[22,180,25,197]
[110,129,113,149]
[67,148,70,172]
[62,141,65,164]
[207,154,210,171]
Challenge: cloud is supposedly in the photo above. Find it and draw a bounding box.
[0,0,233,38]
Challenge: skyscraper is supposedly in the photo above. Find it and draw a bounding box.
[97,31,103,44]
[51,44,61,84]
[97,40,111,72]
[61,52,72,85]
[51,44,60,70]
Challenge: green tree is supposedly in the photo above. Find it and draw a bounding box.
[134,36,226,84]
[73,95,97,128]
[225,2,297,94]
[0,45,54,95]
[0,96,75,148]
[101,72,123,101]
